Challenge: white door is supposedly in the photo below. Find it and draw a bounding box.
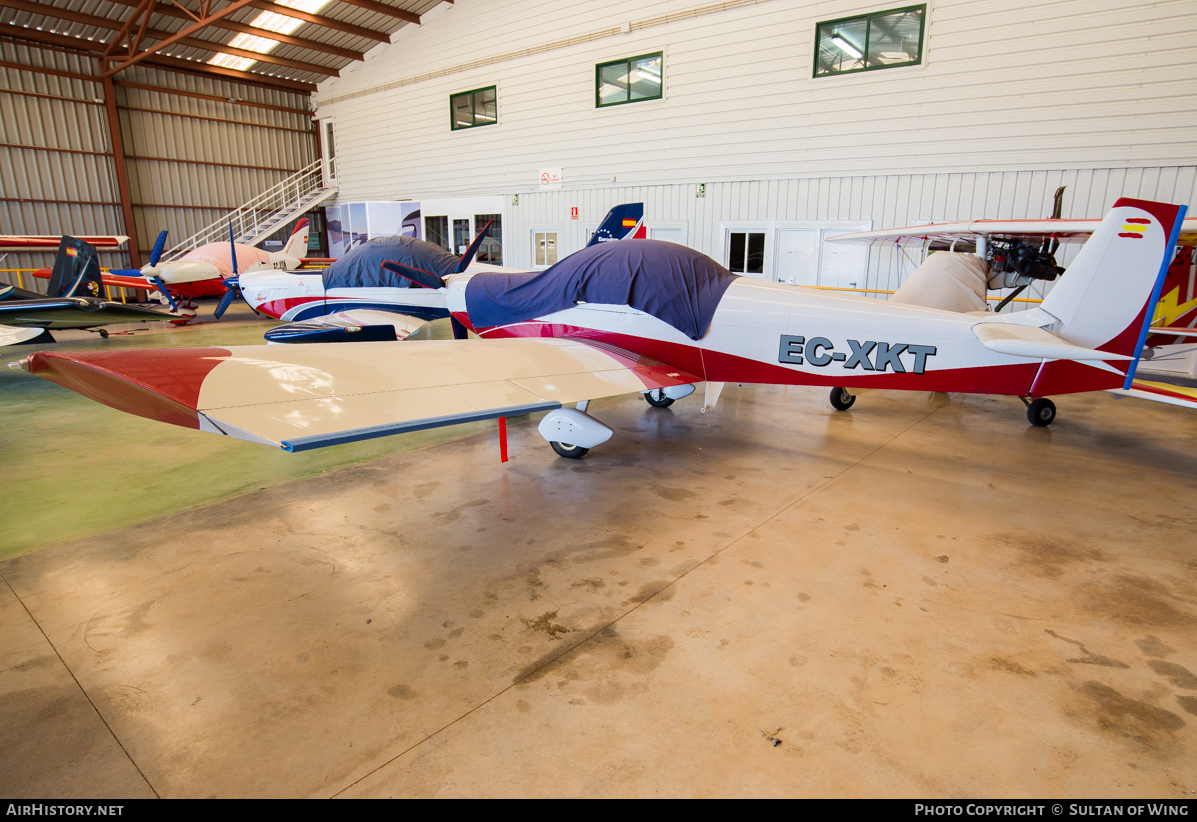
[650,227,683,243]
[320,119,337,186]
[775,229,819,286]
[819,229,863,290]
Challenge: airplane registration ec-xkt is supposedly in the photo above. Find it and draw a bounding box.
[10,198,1191,460]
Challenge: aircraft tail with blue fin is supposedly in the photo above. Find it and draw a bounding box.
[586,203,646,246]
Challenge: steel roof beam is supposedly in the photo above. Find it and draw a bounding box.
[102,0,366,61]
[246,0,391,43]
[334,0,419,25]
[0,28,317,92]
[0,0,337,76]
[104,0,260,76]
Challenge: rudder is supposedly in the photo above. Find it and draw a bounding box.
[47,236,103,299]
[1040,199,1186,360]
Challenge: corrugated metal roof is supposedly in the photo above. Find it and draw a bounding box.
[0,33,317,277]
[0,0,447,89]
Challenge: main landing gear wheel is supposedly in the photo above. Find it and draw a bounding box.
[644,389,674,408]
[1027,397,1056,427]
[829,387,856,411]
[98,329,109,339]
[550,441,589,459]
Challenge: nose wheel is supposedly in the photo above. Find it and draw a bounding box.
[550,441,589,459]
[1025,397,1056,427]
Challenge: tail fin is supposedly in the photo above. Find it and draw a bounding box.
[281,219,310,258]
[47,236,103,298]
[586,203,645,247]
[1041,199,1186,373]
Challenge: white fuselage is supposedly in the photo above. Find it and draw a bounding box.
[444,274,1120,399]
[240,262,523,322]
[145,244,303,286]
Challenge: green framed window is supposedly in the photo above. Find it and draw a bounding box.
[596,52,662,108]
[450,86,497,130]
[814,5,925,77]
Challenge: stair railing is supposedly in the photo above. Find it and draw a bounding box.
[163,157,336,260]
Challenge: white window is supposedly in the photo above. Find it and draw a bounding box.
[727,230,767,278]
[720,220,871,286]
[532,229,559,268]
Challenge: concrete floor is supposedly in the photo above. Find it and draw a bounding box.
[1,383,1196,798]
[0,306,466,559]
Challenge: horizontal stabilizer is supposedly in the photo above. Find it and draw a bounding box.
[264,309,429,344]
[22,339,701,451]
[972,322,1133,361]
[1109,380,1197,411]
[1149,326,1197,339]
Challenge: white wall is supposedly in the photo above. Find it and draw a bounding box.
[505,167,1197,300]
[314,0,1197,200]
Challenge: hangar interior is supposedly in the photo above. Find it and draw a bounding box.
[1,0,1196,799]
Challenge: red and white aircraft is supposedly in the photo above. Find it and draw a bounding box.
[108,221,312,312]
[13,198,1190,459]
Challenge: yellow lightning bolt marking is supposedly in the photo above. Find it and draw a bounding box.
[1152,285,1197,326]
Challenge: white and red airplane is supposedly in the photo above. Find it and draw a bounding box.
[12,198,1191,460]
[235,204,647,343]
[107,221,313,313]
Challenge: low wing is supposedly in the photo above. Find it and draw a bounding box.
[828,217,1197,247]
[1109,379,1197,411]
[22,339,701,452]
[0,296,178,328]
[972,322,1133,361]
[264,309,430,344]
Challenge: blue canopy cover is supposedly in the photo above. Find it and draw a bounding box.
[322,236,459,289]
[464,239,738,340]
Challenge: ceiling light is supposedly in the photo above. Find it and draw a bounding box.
[830,34,862,59]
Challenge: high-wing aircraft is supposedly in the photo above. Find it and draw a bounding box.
[106,221,312,312]
[240,204,647,344]
[13,199,1190,460]
[0,237,179,345]
[828,190,1197,407]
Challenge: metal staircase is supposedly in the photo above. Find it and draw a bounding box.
[163,158,338,261]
